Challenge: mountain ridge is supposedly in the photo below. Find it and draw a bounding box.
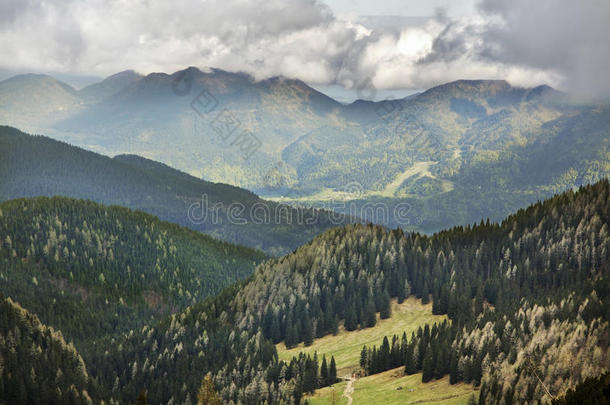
[0,125,346,255]
[0,67,607,237]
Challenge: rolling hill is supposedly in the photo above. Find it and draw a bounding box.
[0,196,265,348]
[0,125,347,255]
[88,179,609,404]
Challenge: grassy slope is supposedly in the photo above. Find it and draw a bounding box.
[280,297,475,404]
[307,369,475,405]
[277,297,447,373]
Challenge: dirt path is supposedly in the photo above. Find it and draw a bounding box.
[341,375,356,405]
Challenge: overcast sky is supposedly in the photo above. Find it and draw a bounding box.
[0,0,608,97]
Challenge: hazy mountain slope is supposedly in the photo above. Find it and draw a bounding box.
[52,67,345,187]
[0,295,106,405]
[95,180,609,404]
[1,70,608,235]
[79,70,143,103]
[0,196,265,347]
[0,74,83,131]
[0,126,346,255]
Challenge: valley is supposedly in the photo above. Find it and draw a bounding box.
[0,71,608,405]
[1,176,608,404]
[308,370,475,405]
[1,2,609,404]
[277,297,447,373]
[1,71,608,235]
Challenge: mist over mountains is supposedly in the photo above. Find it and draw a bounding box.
[0,67,608,234]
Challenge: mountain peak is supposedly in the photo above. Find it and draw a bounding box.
[102,69,143,82]
[79,70,143,101]
[420,79,512,98]
[0,73,76,93]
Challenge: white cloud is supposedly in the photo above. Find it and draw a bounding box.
[0,0,607,95]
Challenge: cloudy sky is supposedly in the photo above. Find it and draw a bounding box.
[0,0,608,98]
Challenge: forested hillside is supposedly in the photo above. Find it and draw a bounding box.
[0,196,265,348]
[0,126,346,255]
[0,295,107,404]
[94,180,609,404]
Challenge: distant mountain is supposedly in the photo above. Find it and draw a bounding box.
[0,74,83,131]
[79,69,143,103]
[0,196,265,348]
[0,295,106,404]
[0,69,608,234]
[0,126,347,255]
[93,180,610,404]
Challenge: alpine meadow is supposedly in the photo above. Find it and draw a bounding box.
[0,1,609,404]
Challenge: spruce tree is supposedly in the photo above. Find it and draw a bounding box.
[449,352,459,384]
[380,290,391,319]
[345,303,358,331]
[360,346,368,371]
[422,347,434,382]
[304,315,314,346]
[329,357,338,384]
[320,355,329,386]
[365,298,377,328]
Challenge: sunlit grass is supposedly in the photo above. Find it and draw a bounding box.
[306,368,476,405]
[277,297,447,374]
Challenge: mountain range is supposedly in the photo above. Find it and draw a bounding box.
[1,66,609,405]
[0,68,608,234]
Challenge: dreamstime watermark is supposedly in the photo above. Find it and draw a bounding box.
[187,181,415,227]
[187,195,414,227]
[172,70,262,160]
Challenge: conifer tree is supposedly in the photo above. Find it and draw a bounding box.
[380,290,391,319]
[360,346,368,371]
[329,357,338,384]
[422,348,434,382]
[197,374,222,405]
[320,355,328,386]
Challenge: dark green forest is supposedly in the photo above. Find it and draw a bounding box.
[75,180,609,404]
[0,295,104,404]
[552,372,610,405]
[0,196,265,349]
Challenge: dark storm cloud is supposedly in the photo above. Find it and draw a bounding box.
[423,0,610,96]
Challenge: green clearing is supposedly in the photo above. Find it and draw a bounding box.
[277,297,448,374]
[307,368,476,405]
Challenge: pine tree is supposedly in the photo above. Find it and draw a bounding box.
[197,373,222,405]
[360,346,368,371]
[135,391,149,405]
[422,347,434,382]
[320,355,329,386]
[380,290,391,319]
[329,357,338,384]
[345,303,358,331]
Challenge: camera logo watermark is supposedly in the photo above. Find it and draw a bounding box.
[173,70,261,161]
